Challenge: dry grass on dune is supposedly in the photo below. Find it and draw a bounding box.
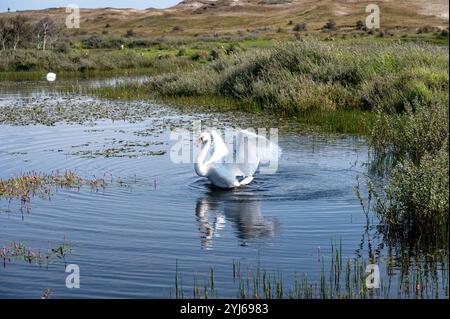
[1,0,448,37]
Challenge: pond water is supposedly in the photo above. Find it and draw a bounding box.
[0,77,446,298]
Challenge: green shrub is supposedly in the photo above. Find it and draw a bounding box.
[292,23,307,32]
[370,99,449,162]
[80,35,122,49]
[190,51,208,61]
[323,20,337,30]
[375,142,448,244]
[177,48,187,56]
[369,99,449,245]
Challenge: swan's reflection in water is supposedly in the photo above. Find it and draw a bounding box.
[195,189,279,249]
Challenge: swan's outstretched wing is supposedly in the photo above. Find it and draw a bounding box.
[228,130,281,176]
[205,130,229,166]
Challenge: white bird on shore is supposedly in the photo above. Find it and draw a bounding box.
[194,129,281,189]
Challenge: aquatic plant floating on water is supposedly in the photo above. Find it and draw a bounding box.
[0,170,108,213]
[0,97,176,126]
[0,239,73,268]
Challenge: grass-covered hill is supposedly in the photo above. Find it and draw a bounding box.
[0,0,448,38]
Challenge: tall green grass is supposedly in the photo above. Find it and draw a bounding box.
[0,67,157,81]
[367,99,449,248]
[147,40,448,115]
[82,85,373,134]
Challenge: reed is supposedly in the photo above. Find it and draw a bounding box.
[365,99,449,249]
[174,241,448,299]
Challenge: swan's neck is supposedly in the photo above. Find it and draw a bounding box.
[195,140,211,177]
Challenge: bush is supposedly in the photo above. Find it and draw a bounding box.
[177,48,187,56]
[190,51,208,61]
[439,28,449,38]
[148,70,218,96]
[417,26,438,34]
[355,20,365,30]
[374,143,448,245]
[209,49,220,61]
[370,99,449,164]
[292,23,306,32]
[369,99,449,245]
[0,47,157,72]
[224,43,240,55]
[127,38,152,48]
[54,42,71,53]
[323,20,337,30]
[125,29,136,38]
[81,36,102,49]
[80,35,122,49]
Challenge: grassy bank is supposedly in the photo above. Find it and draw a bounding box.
[0,38,276,76]
[81,39,447,135]
[146,40,448,114]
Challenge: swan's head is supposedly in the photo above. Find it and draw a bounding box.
[196,132,211,146]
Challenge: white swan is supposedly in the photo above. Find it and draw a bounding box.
[46,72,56,82]
[195,129,281,189]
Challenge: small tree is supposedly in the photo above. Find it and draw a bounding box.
[0,17,11,50]
[172,25,183,32]
[35,17,56,50]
